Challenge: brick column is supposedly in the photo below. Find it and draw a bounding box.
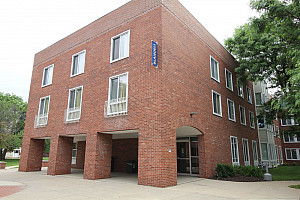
[138,128,177,187]
[47,136,73,175]
[198,135,208,178]
[75,141,86,169]
[19,138,44,172]
[84,133,112,180]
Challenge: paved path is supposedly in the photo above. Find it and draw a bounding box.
[0,168,299,200]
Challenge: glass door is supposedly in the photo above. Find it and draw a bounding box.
[177,141,190,174]
[177,137,199,176]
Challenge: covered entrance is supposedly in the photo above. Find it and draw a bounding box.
[176,126,203,176]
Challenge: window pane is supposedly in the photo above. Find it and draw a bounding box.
[39,99,45,115]
[78,52,85,74]
[110,78,118,101]
[43,68,48,85]
[118,75,127,100]
[75,88,82,108]
[113,37,120,60]
[44,97,49,114]
[72,55,79,75]
[211,57,215,78]
[120,32,129,58]
[291,149,297,159]
[261,143,268,160]
[69,90,75,109]
[255,93,262,105]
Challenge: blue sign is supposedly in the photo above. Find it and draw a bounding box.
[152,41,158,67]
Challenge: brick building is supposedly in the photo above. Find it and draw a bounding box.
[19,0,259,187]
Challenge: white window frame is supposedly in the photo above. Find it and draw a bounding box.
[252,140,259,166]
[110,30,130,63]
[66,86,83,122]
[227,99,236,122]
[283,133,300,143]
[210,56,220,83]
[107,72,129,115]
[212,90,222,117]
[285,148,300,160]
[225,68,233,91]
[246,86,252,104]
[279,146,283,164]
[237,81,244,98]
[239,106,246,125]
[230,136,240,166]
[275,145,279,166]
[242,138,250,166]
[260,142,269,161]
[281,117,299,126]
[255,92,262,105]
[70,50,86,77]
[37,95,51,126]
[249,111,255,129]
[42,64,54,87]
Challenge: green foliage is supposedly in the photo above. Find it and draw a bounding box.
[289,185,300,189]
[225,0,300,127]
[3,159,20,167]
[215,164,264,179]
[0,92,27,160]
[44,139,51,154]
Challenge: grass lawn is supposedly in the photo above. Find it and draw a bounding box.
[43,157,49,160]
[269,166,300,181]
[2,159,20,167]
[289,185,300,189]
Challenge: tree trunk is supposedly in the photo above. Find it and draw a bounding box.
[0,149,7,161]
[0,149,2,161]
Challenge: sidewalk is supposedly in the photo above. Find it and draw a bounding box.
[0,168,299,200]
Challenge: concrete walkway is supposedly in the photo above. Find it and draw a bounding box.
[0,168,299,200]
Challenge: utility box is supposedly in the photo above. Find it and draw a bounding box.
[126,160,137,173]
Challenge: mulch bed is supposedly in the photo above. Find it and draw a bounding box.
[212,175,264,182]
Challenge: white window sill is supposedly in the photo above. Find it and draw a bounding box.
[110,56,129,64]
[213,113,222,118]
[70,72,84,78]
[41,83,52,88]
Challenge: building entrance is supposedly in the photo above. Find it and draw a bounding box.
[177,137,199,176]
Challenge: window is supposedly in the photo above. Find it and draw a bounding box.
[246,86,252,103]
[210,56,219,82]
[111,30,130,62]
[275,145,279,165]
[239,106,246,125]
[252,141,259,166]
[276,126,280,137]
[242,139,250,166]
[212,91,222,117]
[225,68,233,91]
[284,133,300,143]
[107,72,128,115]
[66,86,83,121]
[249,111,255,128]
[279,146,283,164]
[285,148,300,160]
[237,81,244,98]
[255,92,262,105]
[281,117,299,126]
[227,99,235,121]
[71,50,86,77]
[37,96,50,126]
[258,117,265,128]
[230,136,239,165]
[42,65,54,87]
[261,143,269,160]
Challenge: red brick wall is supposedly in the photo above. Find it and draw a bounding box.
[280,125,300,165]
[112,138,138,172]
[20,0,260,187]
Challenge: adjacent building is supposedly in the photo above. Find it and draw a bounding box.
[19,0,259,187]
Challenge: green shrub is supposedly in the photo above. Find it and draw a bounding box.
[215,164,236,178]
[215,164,264,178]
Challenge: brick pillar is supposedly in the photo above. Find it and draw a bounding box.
[47,136,73,175]
[19,138,44,172]
[198,135,208,178]
[84,133,112,180]
[138,128,177,188]
[75,141,86,169]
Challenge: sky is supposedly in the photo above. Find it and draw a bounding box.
[0,0,257,102]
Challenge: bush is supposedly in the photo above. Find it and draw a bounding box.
[215,164,264,179]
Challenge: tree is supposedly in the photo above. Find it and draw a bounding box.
[0,93,27,160]
[225,0,300,125]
